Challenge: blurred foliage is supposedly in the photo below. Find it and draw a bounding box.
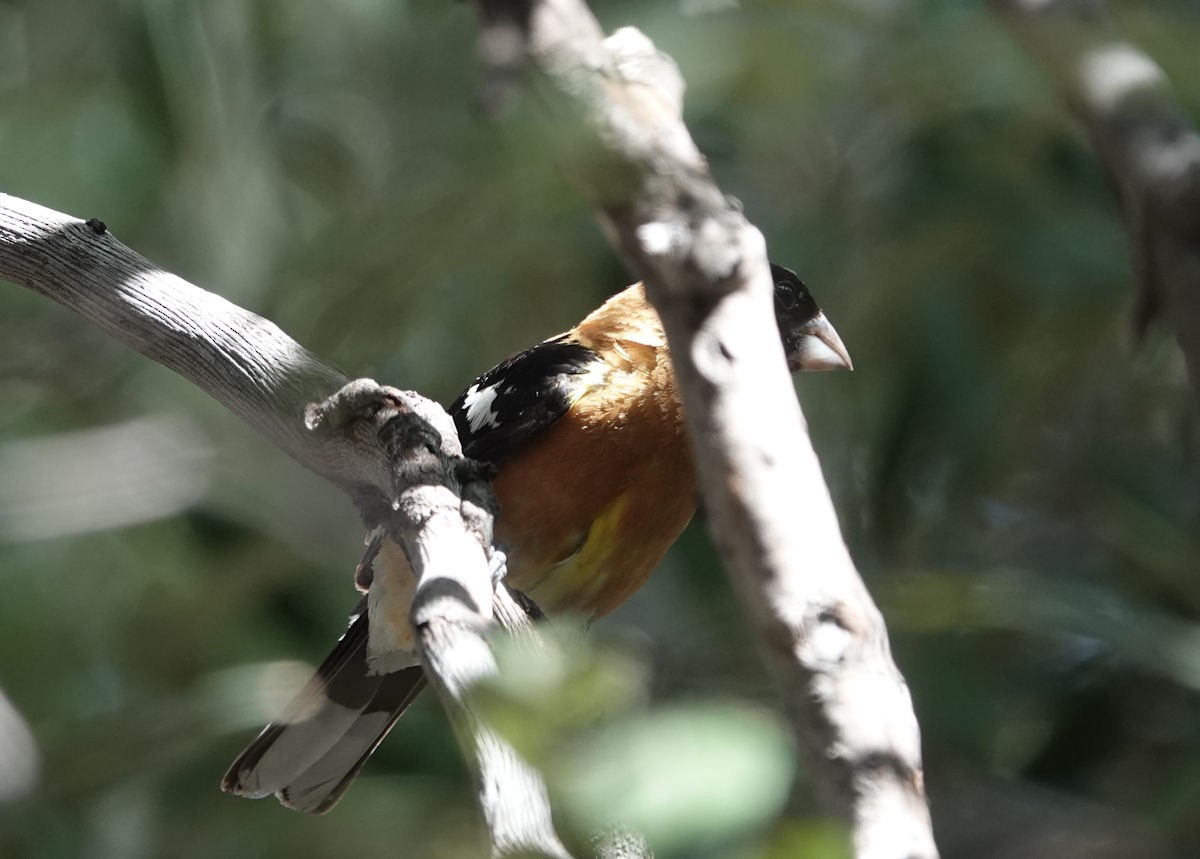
[479,625,797,857]
[0,0,1198,857]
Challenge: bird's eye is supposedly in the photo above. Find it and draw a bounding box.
[775,282,797,309]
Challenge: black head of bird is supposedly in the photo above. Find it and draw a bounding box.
[770,262,852,372]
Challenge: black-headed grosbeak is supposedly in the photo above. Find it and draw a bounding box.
[222,264,851,813]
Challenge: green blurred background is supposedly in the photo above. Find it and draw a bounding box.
[1,0,1198,856]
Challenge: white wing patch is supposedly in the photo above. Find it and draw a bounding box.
[462,382,501,433]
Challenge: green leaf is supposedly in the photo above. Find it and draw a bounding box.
[555,703,795,856]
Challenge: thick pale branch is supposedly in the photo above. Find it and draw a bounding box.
[0,194,568,855]
[469,2,937,857]
[0,195,386,488]
[994,0,1200,409]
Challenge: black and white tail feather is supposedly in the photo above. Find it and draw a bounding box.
[220,600,427,814]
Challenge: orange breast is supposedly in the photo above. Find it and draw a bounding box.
[492,367,697,617]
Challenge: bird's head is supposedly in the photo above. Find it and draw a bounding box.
[770,263,853,372]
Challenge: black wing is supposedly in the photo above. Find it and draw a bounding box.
[449,337,602,465]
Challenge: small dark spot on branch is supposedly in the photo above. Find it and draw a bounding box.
[85,218,107,235]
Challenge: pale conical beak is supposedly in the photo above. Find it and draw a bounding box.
[787,312,853,372]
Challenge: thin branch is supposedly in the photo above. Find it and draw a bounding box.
[315,384,571,858]
[0,194,567,856]
[467,2,937,857]
[993,0,1200,409]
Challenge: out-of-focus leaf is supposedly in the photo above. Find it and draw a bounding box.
[554,703,794,856]
[473,622,649,764]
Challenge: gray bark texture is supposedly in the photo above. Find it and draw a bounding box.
[466,2,938,857]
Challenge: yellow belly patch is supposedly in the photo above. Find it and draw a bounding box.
[520,491,686,618]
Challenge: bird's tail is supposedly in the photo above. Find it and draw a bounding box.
[221,610,427,814]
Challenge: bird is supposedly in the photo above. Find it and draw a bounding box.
[221,263,852,813]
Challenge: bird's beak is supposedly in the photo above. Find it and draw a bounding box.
[786,312,853,372]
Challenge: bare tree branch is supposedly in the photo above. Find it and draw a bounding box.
[0,198,364,487]
[466,2,937,857]
[314,383,571,858]
[994,0,1200,409]
[0,193,568,856]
